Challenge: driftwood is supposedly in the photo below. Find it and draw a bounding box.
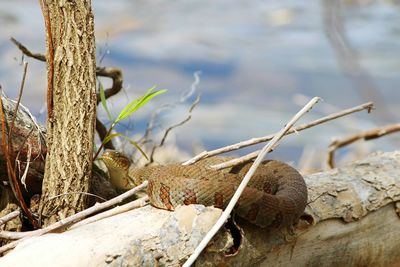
[0,151,398,266]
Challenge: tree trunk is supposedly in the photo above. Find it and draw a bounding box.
[40,0,97,226]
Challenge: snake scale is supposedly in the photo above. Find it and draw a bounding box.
[101,150,308,228]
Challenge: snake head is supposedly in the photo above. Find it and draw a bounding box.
[100,150,133,190]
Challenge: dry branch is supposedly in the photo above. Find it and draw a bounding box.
[0,96,46,197]
[69,195,149,230]
[183,102,373,166]
[0,181,148,254]
[0,231,27,241]
[327,123,400,168]
[10,38,124,150]
[10,38,46,62]
[0,94,38,228]
[0,211,20,227]
[183,96,321,266]
[148,95,201,164]
[95,67,123,104]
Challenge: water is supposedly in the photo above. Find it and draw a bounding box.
[0,0,399,166]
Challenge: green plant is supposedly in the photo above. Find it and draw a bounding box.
[94,84,167,160]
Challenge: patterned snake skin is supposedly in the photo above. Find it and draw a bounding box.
[101,150,308,228]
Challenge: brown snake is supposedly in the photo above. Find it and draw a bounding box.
[101,150,308,228]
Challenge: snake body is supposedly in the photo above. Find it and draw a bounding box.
[101,150,308,228]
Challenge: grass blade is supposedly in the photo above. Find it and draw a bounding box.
[99,80,112,121]
[126,139,148,160]
[115,86,167,123]
[102,133,122,145]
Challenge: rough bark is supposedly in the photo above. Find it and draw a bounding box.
[40,0,97,225]
[0,96,116,222]
[0,151,399,266]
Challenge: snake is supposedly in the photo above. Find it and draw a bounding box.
[101,150,308,228]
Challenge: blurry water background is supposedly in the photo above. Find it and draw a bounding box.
[0,0,399,168]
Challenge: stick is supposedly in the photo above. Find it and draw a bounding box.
[327,123,400,168]
[69,196,149,230]
[182,97,321,267]
[10,37,46,61]
[0,181,148,254]
[9,62,28,138]
[10,38,124,150]
[148,95,201,164]
[0,95,38,228]
[38,191,107,226]
[0,231,28,240]
[0,211,20,227]
[0,196,149,241]
[139,71,201,147]
[183,102,374,166]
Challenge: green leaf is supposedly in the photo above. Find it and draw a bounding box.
[126,139,149,160]
[94,85,166,160]
[99,80,112,121]
[115,86,167,124]
[102,133,122,145]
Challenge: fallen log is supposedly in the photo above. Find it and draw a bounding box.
[0,151,399,266]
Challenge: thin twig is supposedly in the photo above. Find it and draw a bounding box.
[10,62,30,189]
[17,143,32,189]
[10,39,123,106]
[183,102,374,166]
[93,124,114,161]
[0,95,38,228]
[184,101,373,165]
[183,97,321,267]
[10,37,46,61]
[0,181,148,254]
[0,210,20,227]
[38,191,107,226]
[95,68,123,150]
[10,38,123,150]
[95,67,123,104]
[0,231,28,240]
[0,196,149,241]
[327,123,400,168]
[9,62,28,138]
[139,71,201,147]
[69,196,149,230]
[148,95,201,164]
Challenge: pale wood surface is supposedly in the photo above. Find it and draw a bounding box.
[0,151,399,266]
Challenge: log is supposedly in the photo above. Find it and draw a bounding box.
[0,96,46,197]
[0,151,399,266]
